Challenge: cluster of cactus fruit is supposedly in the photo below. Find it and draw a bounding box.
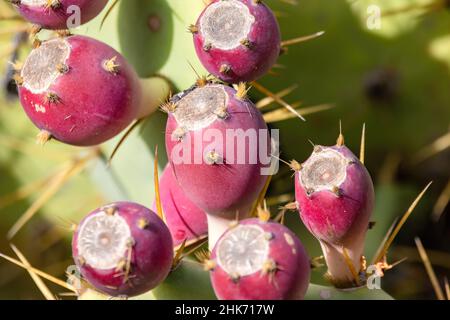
[7,0,429,300]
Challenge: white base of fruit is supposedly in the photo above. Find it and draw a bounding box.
[207,214,234,249]
[319,238,365,289]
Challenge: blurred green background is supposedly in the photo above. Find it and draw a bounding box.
[0,0,449,299]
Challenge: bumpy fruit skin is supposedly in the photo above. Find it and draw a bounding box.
[72,202,173,297]
[15,0,108,30]
[18,35,141,146]
[295,145,374,245]
[192,0,281,83]
[153,164,208,247]
[165,83,269,219]
[210,218,310,300]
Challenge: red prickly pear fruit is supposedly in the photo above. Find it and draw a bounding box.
[153,164,208,247]
[17,35,141,146]
[191,0,281,83]
[13,0,108,30]
[294,143,374,288]
[209,218,310,300]
[165,82,271,247]
[72,201,173,297]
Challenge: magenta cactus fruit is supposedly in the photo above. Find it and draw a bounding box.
[154,164,208,247]
[165,82,271,246]
[72,201,173,297]
[17,35,141,146]
[191,0,281,83]
[208,218,310,300]
[13,0,108,30]
[294,141,375,288]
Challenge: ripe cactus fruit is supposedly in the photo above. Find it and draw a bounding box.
[13,0,108,30]
[208,218,310,300]
[294,137,374,288]
[17,35,142,146]
[72,201,173,297]
[154,164,208,247]
[165,82,270,247]
[191,0,281,83]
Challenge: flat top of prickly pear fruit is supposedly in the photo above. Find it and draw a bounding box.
[216,224,269,277]
[77,209,131,270]
[21,0,47,6]
[200,0,255,50]
[300,147,348,192]
[21,38,70,94]
[173,85,228,131]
